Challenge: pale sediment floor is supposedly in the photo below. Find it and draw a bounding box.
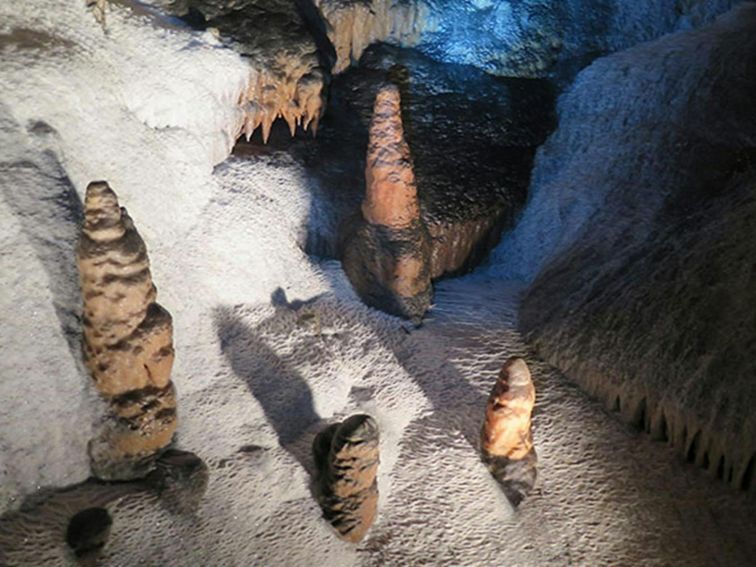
[2,262,755,565]
[357,273,756,566]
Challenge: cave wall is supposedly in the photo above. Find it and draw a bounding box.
[408,0,742,77]
[490,5,756,490]
[156,1,743,79]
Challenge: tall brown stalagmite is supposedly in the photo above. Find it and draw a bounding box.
[314,0,425,74]
[341,84,432,323]
[481,357,537,506]
[361,85,421,228]
[77,181,177,480]
[313,415,380,543]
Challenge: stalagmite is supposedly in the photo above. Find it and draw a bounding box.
[77,181,177,480]
[481,357,537,506]
[341,84,432,323]
[313,415,380,543]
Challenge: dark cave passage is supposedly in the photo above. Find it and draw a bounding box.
[233,43,557,278]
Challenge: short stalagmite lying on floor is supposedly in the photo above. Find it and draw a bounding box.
[77,181,177,480]
[341,83,432,323]
[313,414,380,543]
[481,357,538,506]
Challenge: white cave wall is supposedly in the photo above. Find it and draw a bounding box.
[488,4,756,490]
[0,0,321,512]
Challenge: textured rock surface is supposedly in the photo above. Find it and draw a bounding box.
[342,84,432,322]
[158,0,327,141]
[482,358,535,460]
[490,6,756,493]
[236,44,555,277]
[361,85,420,229]
[395,0,741,79]
[314,0,424,73]
[481,357,537,506]
[77,181,177,479]
[5,1,756,564]
[86,0,108,25]
[313,415,379,543]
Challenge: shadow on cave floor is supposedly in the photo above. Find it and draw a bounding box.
[214,297,327,478]
[0,478,145,566]
[306,261,756,563]
[234,43,557,261]
[0,117,84,366]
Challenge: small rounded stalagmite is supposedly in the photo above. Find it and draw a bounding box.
[341,83,433,324]
[313,414,380,543]
[481,357,537,506]
[77,181,177,480]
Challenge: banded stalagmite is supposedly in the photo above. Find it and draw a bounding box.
[481,357,538,506]
[77,181,177,480]
[341,83,432,323]
[313,415,380,543]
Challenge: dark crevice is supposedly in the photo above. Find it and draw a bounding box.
[716,455,725,480]
[66,507,112,558]
[741,454,755,492]
[658,412,668,443]
[686,430,701,464]
[633,397,647,430]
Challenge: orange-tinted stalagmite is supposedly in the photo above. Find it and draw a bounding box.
[313,415,380,543]
[341,84,432,323]
[77,181,177,480]
[481,357,537,506]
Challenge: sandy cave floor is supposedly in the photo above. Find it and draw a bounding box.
[3,266,755,565]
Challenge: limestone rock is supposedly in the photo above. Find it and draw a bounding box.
[512,7,756,493]
[313,415,379,543]
[77,181,177,479]
[314,0,424,74]
[341,84,432,323]
[481,357,537,506]
[163,0,328,142]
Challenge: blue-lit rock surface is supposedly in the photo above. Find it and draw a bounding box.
[407,0,740,77]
